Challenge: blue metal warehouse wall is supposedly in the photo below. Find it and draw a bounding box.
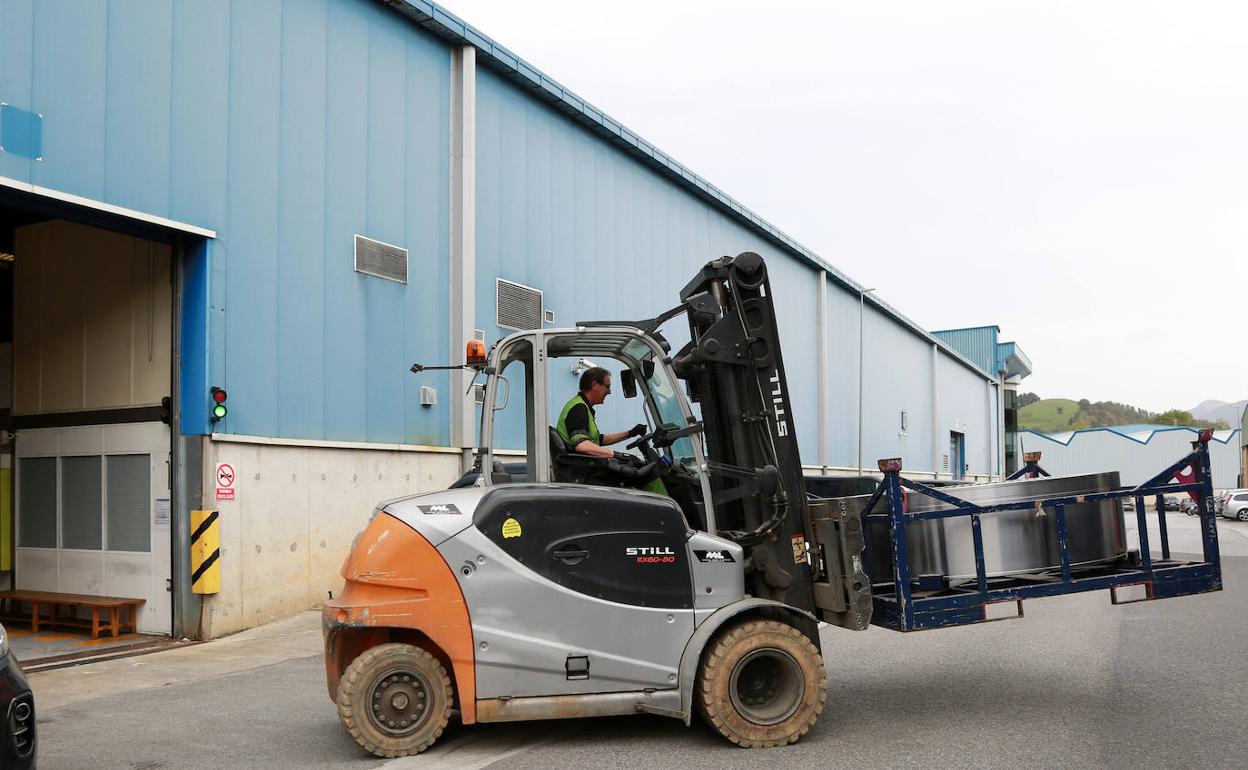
[1,0,1000,474]
[0,0,452,445]
[475,67,821,455]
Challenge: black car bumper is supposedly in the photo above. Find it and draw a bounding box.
[0,653,36,769]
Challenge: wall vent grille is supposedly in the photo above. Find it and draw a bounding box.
[354,235,408,284]
[496,278,543,331]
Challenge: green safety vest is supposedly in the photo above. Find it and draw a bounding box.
[557,394,600,447]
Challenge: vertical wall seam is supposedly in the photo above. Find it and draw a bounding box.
[220,0,235,431]
[167,2,177,218]
[101,2,111,201]
[274,0,287,436]
[816,271,828,467]
[320,0,331,442]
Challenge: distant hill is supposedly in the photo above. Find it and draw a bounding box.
[1189,399,1247,426]
[1018,399,1081,433]
[1020,396,1231,433]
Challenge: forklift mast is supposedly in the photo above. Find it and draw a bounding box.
[670,252,818,611]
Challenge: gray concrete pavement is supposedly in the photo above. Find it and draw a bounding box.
[31,517,1248,770]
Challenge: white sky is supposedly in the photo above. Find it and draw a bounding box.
[441,0,1248,413]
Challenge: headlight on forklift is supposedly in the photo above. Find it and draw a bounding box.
[0,623,9,657]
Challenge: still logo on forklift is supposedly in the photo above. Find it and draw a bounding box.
[627,546,676,564]
[769,370,789,437]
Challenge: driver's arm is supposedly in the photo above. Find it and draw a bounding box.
[599,430,630,446]
[572,439,617,457]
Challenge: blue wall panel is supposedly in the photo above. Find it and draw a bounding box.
[0,0,34,181]
[401,33,452,446]
[321,1,371,442]
[221,0,282,439]
[170,2,230,230]
[275,0,329,440]
[104,1,173,217]
[30,0,107,199]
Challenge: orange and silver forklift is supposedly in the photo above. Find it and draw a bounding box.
[323,252,1222,757]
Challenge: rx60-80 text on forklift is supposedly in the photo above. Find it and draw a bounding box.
[322,252,1223,758]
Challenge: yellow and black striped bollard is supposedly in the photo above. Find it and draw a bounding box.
[191,510,221,594]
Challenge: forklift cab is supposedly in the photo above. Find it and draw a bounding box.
[477,327,717,532]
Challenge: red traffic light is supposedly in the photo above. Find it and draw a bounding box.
[211,387,228,404]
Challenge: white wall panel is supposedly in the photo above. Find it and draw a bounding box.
[1019,429,1241,490]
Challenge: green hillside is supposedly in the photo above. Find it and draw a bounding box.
[1018,395,1231,433]
[1019,399,1081,432]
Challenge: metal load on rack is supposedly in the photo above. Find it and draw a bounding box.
[817,431,1223,632]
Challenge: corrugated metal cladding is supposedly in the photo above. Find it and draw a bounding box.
[0,1,452,445]
[932,326,999,374]
[1019,428,1242,489]
[0,0,1005,474]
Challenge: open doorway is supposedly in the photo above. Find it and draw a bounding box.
[1,215,174,640]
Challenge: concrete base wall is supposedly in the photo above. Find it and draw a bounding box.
[201,438,462,638]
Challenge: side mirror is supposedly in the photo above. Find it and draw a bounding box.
[641,359,655,380]
[620,369,638,398]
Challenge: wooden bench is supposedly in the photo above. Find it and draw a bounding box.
[0,590,145,639]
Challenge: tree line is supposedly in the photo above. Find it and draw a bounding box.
[1018,393,1232,431]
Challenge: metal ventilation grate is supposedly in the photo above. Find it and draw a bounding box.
[496,278,543,331]
[354,235,408,284]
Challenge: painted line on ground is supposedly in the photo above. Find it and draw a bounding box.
[382,725,563,770]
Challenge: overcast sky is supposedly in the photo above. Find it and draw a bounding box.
[443,0,1247,413]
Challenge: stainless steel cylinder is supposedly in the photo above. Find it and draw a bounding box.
[847,472,1127,581]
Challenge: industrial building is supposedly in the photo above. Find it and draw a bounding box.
[1019,425,1242,490]
[0,0,1024,639]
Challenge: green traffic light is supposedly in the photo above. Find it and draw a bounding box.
[213,404,228,420]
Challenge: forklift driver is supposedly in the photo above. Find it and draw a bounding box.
[556,367,666,494]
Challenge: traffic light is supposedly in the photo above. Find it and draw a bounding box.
[210,386,228,422]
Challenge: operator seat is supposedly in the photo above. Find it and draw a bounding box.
[548,426,598,484]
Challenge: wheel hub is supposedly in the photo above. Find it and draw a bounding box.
[728,648,805,726]
[368,668,432,736]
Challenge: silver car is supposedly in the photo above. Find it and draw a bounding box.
[1221,492,1248,521]
[1216,489,1248,515]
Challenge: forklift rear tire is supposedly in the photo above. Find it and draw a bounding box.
[696,619,826,748]
[337,642,453,758]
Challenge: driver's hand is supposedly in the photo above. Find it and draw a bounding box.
[628,423,647,438]
[613,451,635,464]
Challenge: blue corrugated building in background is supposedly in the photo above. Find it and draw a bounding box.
[0,0,1027,637]
[932,325,1033,475]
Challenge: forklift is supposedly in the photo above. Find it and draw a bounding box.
[323,252,1222,757]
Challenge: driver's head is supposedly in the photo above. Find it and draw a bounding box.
[579,367,612,406]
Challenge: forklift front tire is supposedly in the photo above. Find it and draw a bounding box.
[696,619,826,748]
[336,642,453,758]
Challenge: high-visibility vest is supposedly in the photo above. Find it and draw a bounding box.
[556,394,600,447]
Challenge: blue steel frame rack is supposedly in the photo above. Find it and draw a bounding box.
[861,432,1223,632]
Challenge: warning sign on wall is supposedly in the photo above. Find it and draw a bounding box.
[215,463,237,501]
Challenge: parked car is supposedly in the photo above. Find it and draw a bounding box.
[0,622,36,769]
[1222,492,1248,522]
[1181,498,1200,515]
[1215,489,1248,515]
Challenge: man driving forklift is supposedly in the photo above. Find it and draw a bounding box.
[556,366,667,494]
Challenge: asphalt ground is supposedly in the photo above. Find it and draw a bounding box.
[36,517,1248,770]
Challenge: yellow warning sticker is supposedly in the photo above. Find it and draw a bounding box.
[502,517,522,539]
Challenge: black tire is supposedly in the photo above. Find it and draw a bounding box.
[1238,510,1248,522]
[696,619,826,748]
[337,642,453,758]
